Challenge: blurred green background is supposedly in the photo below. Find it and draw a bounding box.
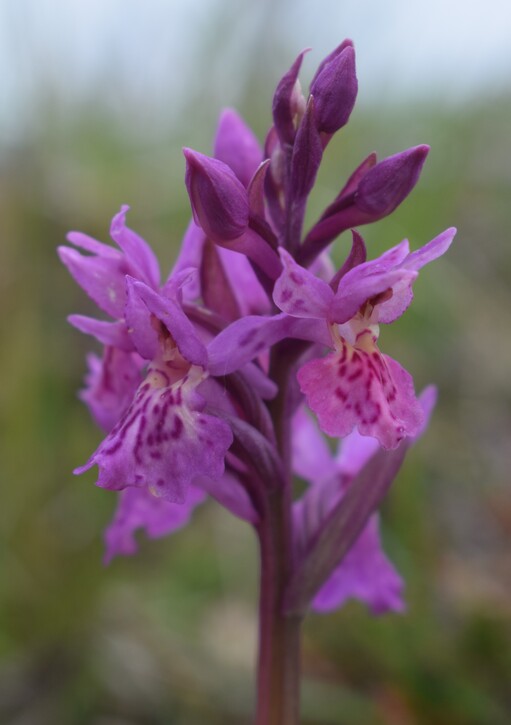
[1,1,510,723]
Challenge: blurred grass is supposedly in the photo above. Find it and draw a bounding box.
[1,73,511,724]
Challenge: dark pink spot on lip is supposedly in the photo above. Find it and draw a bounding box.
[347,368,363,382]
[170,415,183,439]
[280,288,292,302]
[335,386,348,401]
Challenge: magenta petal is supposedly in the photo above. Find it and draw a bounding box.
[110,205,161,289]
[312,515,405,615]
[274,249,333,319]
[58,246,126,318]
[68,315,134,351]
[104,485,206,563]
[297,347,423,449]
[213,108,263,188]
[127,279,208,368]
[76,366,233,503]
[124,279,160,360]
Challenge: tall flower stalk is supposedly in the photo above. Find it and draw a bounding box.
[60,40,455,723]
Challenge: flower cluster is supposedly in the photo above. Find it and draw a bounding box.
[60,40,454,615]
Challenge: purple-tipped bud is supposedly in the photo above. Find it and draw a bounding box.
[184,148,249,243]
[213,109,263,188]
[310,45,358,135]
[299,145,430,267]
[272,50,309,145]
[290,97,323,201]
[356,145,429,216]
[310,39,354,86]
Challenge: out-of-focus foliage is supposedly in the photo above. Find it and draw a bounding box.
[1,20,511,725]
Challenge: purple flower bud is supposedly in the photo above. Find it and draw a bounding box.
[310,45,358,135]
[355,145,429,216]
[183,148,249,242]
[272,49,308,145]
[310,39,354,86]
[299,145,430,266]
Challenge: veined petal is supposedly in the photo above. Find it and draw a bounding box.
[274,249,333,318]
[75,364,233,503]
[297,344,423,449]
[104,485,206,564]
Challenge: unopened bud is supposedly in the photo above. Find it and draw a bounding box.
[310,45,357,135]
[356,145,429,216]
[183,148,249,242]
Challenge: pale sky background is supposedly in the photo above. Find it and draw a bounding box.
[0,0,510,143]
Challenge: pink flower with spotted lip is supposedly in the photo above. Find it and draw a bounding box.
[76,277,233,503]
[274,227,456,448]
